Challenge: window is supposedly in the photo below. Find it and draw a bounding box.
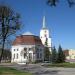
[17,49,18,51]
[14,54,15,59]
[24,48,27,53]
[14,49,15,51]
[40,53,42,58]
[29,48,31,51]
[16,53,18,59]
[24,53,27,58]
[37,53,39,58]
[24,48,27,51]
[29,53,32,59]
[36,49,39,53]
[39,49,42,52]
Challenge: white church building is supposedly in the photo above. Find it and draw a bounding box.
[11,16,51,64]
[11,32,44,63]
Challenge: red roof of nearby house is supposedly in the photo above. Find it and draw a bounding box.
[13,35,43,45]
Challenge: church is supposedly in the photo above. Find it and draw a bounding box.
[11,16,51,64]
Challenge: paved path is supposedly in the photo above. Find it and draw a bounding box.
[0,63,75,75]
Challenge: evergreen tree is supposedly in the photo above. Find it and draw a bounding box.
[44,38,50,61]
[51,46,57,63]
[57,45,65,63]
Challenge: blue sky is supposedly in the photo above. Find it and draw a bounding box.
[0,0,75,49]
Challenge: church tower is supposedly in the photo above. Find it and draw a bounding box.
[40,16,52,51]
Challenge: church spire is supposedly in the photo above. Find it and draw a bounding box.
[43,16,46,29]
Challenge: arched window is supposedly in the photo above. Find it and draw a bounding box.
[14,54,15,59]
[14,49,15,51]
[17,49,18,51]
[24,48,27,51]
[16,53,18,59]
[24,53,27,58]
[24,48,27,54]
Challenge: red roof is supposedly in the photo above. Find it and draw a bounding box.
[13,35,43,45]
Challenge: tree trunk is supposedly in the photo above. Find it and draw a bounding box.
[0,39,5,63]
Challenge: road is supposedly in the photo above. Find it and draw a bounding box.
[0,63,75,75]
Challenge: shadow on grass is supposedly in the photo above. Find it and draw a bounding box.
[33,70,59,75]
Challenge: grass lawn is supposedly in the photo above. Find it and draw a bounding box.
[45,63,75,68]
[0,67,32,75]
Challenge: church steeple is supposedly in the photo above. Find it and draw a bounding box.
[42,16,46,29]
[40,15,52,51]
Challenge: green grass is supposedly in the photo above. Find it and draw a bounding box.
[46,63,75,68]
[0,67,32,75]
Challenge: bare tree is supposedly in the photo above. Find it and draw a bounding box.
[0,5,21,63]
[47,0,75,7]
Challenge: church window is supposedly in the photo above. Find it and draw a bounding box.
[24,48,27,51]
[29,48,31,51]
[24,53,27,58]
[14,49,15,51]
[17,49,18,51]
[16,53,18,59]
[14,54,15,59]
[36,48,39,53]
[29,53,32,59]
[24,48,27,53]
[37,53,39,58]
[40,53,42,58]
[40,49,42,52]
